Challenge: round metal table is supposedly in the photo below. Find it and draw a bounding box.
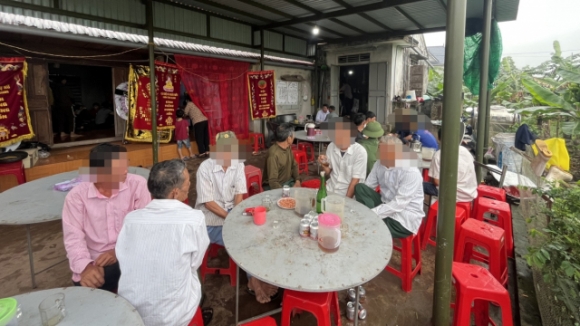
[223,188,393,325]
[12,287,144,325]
[0,167,150,288]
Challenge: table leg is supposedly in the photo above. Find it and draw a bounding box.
[26,225,37,289]
[235,265,240,325]
[354,285,360,326]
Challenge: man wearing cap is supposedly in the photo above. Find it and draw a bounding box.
[357,121,384,175]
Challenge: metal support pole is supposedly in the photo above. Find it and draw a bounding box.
[260,29,266,135]
[431,0,467,324]
[483,90,492,155]
[26,225,36,288]
[146,0,158,164]
[475,0,493,181]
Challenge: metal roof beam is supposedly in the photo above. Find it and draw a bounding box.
[330,0,393,31]
[260,0,423,29]
[394,6,424,29]
[323,26,446,44]
[277,0,365,35]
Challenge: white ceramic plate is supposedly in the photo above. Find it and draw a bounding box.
[276,197,296,210]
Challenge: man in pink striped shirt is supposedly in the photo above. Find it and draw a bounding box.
[62,143,151,291]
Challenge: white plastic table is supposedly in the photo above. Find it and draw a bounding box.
[12,287,144,325]
[0,167,150,288]
[223,189,393,325]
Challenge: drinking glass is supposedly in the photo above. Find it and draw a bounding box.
[39,293,66,326]
[261,195,272,212]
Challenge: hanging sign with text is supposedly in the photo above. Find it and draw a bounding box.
[248,70,276,120]
[133,61,180,130]
[0,57,34,147]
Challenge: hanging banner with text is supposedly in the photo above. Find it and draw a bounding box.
[248,70,276,120]
[0,57,34,147]
[132,61,180,130]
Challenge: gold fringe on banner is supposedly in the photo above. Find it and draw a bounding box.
[124,64,173,143]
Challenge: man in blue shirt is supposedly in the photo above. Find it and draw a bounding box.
[397,129,439,150]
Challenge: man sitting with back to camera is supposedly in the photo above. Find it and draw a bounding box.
[264,123,301,189]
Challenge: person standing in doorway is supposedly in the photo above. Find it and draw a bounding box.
[53,78,77,139]
[184,94,210,158]
[340,81,353,118]
[175,109,194,160]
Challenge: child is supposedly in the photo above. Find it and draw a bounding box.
[175,109,193,160]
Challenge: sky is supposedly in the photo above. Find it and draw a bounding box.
[424,0,580,68]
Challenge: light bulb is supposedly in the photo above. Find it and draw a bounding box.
[312,26,319,35]
[348,70,353,75]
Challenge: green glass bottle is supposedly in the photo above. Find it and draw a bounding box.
[316,171,327,213]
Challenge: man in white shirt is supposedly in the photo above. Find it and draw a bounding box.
[354,135,425,238]
[196,131,277,304]
[424,122,478,203]
[315,104,329,123]
[117,159,211,326]
[318,117,367,198]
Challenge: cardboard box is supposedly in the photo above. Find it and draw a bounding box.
[20,148,38,169]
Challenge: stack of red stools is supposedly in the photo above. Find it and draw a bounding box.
[385,233,422,292]
[243,165,263,199]
[200,244,237,287]
[292,150,309,174]
[420,201,470,250]
[297,143,315,163]
[249,132,266,153]
[472,196,514,258]
[451,262,513,325]
[280,290,341,326]
[477,184,507,202]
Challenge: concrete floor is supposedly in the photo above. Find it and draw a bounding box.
[0,150,442,326]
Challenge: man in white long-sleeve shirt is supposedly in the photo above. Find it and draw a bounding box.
[117,159,210,326]
[315,104,329,123]
[354,135,424,238]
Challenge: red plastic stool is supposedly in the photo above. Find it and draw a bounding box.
[421,202,469,250]
[0,161,26,188]
[243,165,264,199]
[249,133,266,153]
[188,307,204,326]
[292,150,308,174]
[298,143,315,163]
[454,218,508,287]
[451,262,514,326]
[301,179,321,189]
[477,184,507,202]
[472,197,513,258]
[241,316,277,326]
[385,233,422,292]
[281,290,341,326]
[200,243,237,287]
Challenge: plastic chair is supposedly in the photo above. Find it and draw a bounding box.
[472,197,514,258]
[292,150,308,174]
[454,218,508,287]
[385,233,422,292]
[243,165,263,199]
[298,143,315,163]
[422,168,430,182]
[188,307,204,326]
[451,262,513,326]
[0,161,26,189]
[249,133,266,153]
[301,179,321,189]
[421,202,469,250]
[241,316,277,326]
[477,184,507,202]
[200,244,237,287]
[281,290,341,326]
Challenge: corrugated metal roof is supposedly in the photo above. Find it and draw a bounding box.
[366,7,416,31]
[398,0,446,29]
[249,0,311,17]
[0,12,314,65]
[334,14,385,33]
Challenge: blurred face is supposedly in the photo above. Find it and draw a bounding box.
[366,117,376,123]
[378,142,420,168]
[388,108,431,134]
[329,122,352,150]
[88,152,129,186]
[322,106,328,113]
[211,140,243,167]
[171,169,190,202]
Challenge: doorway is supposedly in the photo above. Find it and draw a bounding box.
[48,63,115,145]
[339,64,369,117]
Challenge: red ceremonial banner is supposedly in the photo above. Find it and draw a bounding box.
[0,57,34,147]
[133,61,180,130]
[248,70,276,120]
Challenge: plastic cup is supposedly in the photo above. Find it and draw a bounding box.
[253,206,267,225]
[39,293,66,326]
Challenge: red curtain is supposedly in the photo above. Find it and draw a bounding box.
[175,55,250,145]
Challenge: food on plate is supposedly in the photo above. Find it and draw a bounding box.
[278,197,296,209]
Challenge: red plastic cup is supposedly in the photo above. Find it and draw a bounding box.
[253,206,267,225]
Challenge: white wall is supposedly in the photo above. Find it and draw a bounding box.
[249,64,312,133]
